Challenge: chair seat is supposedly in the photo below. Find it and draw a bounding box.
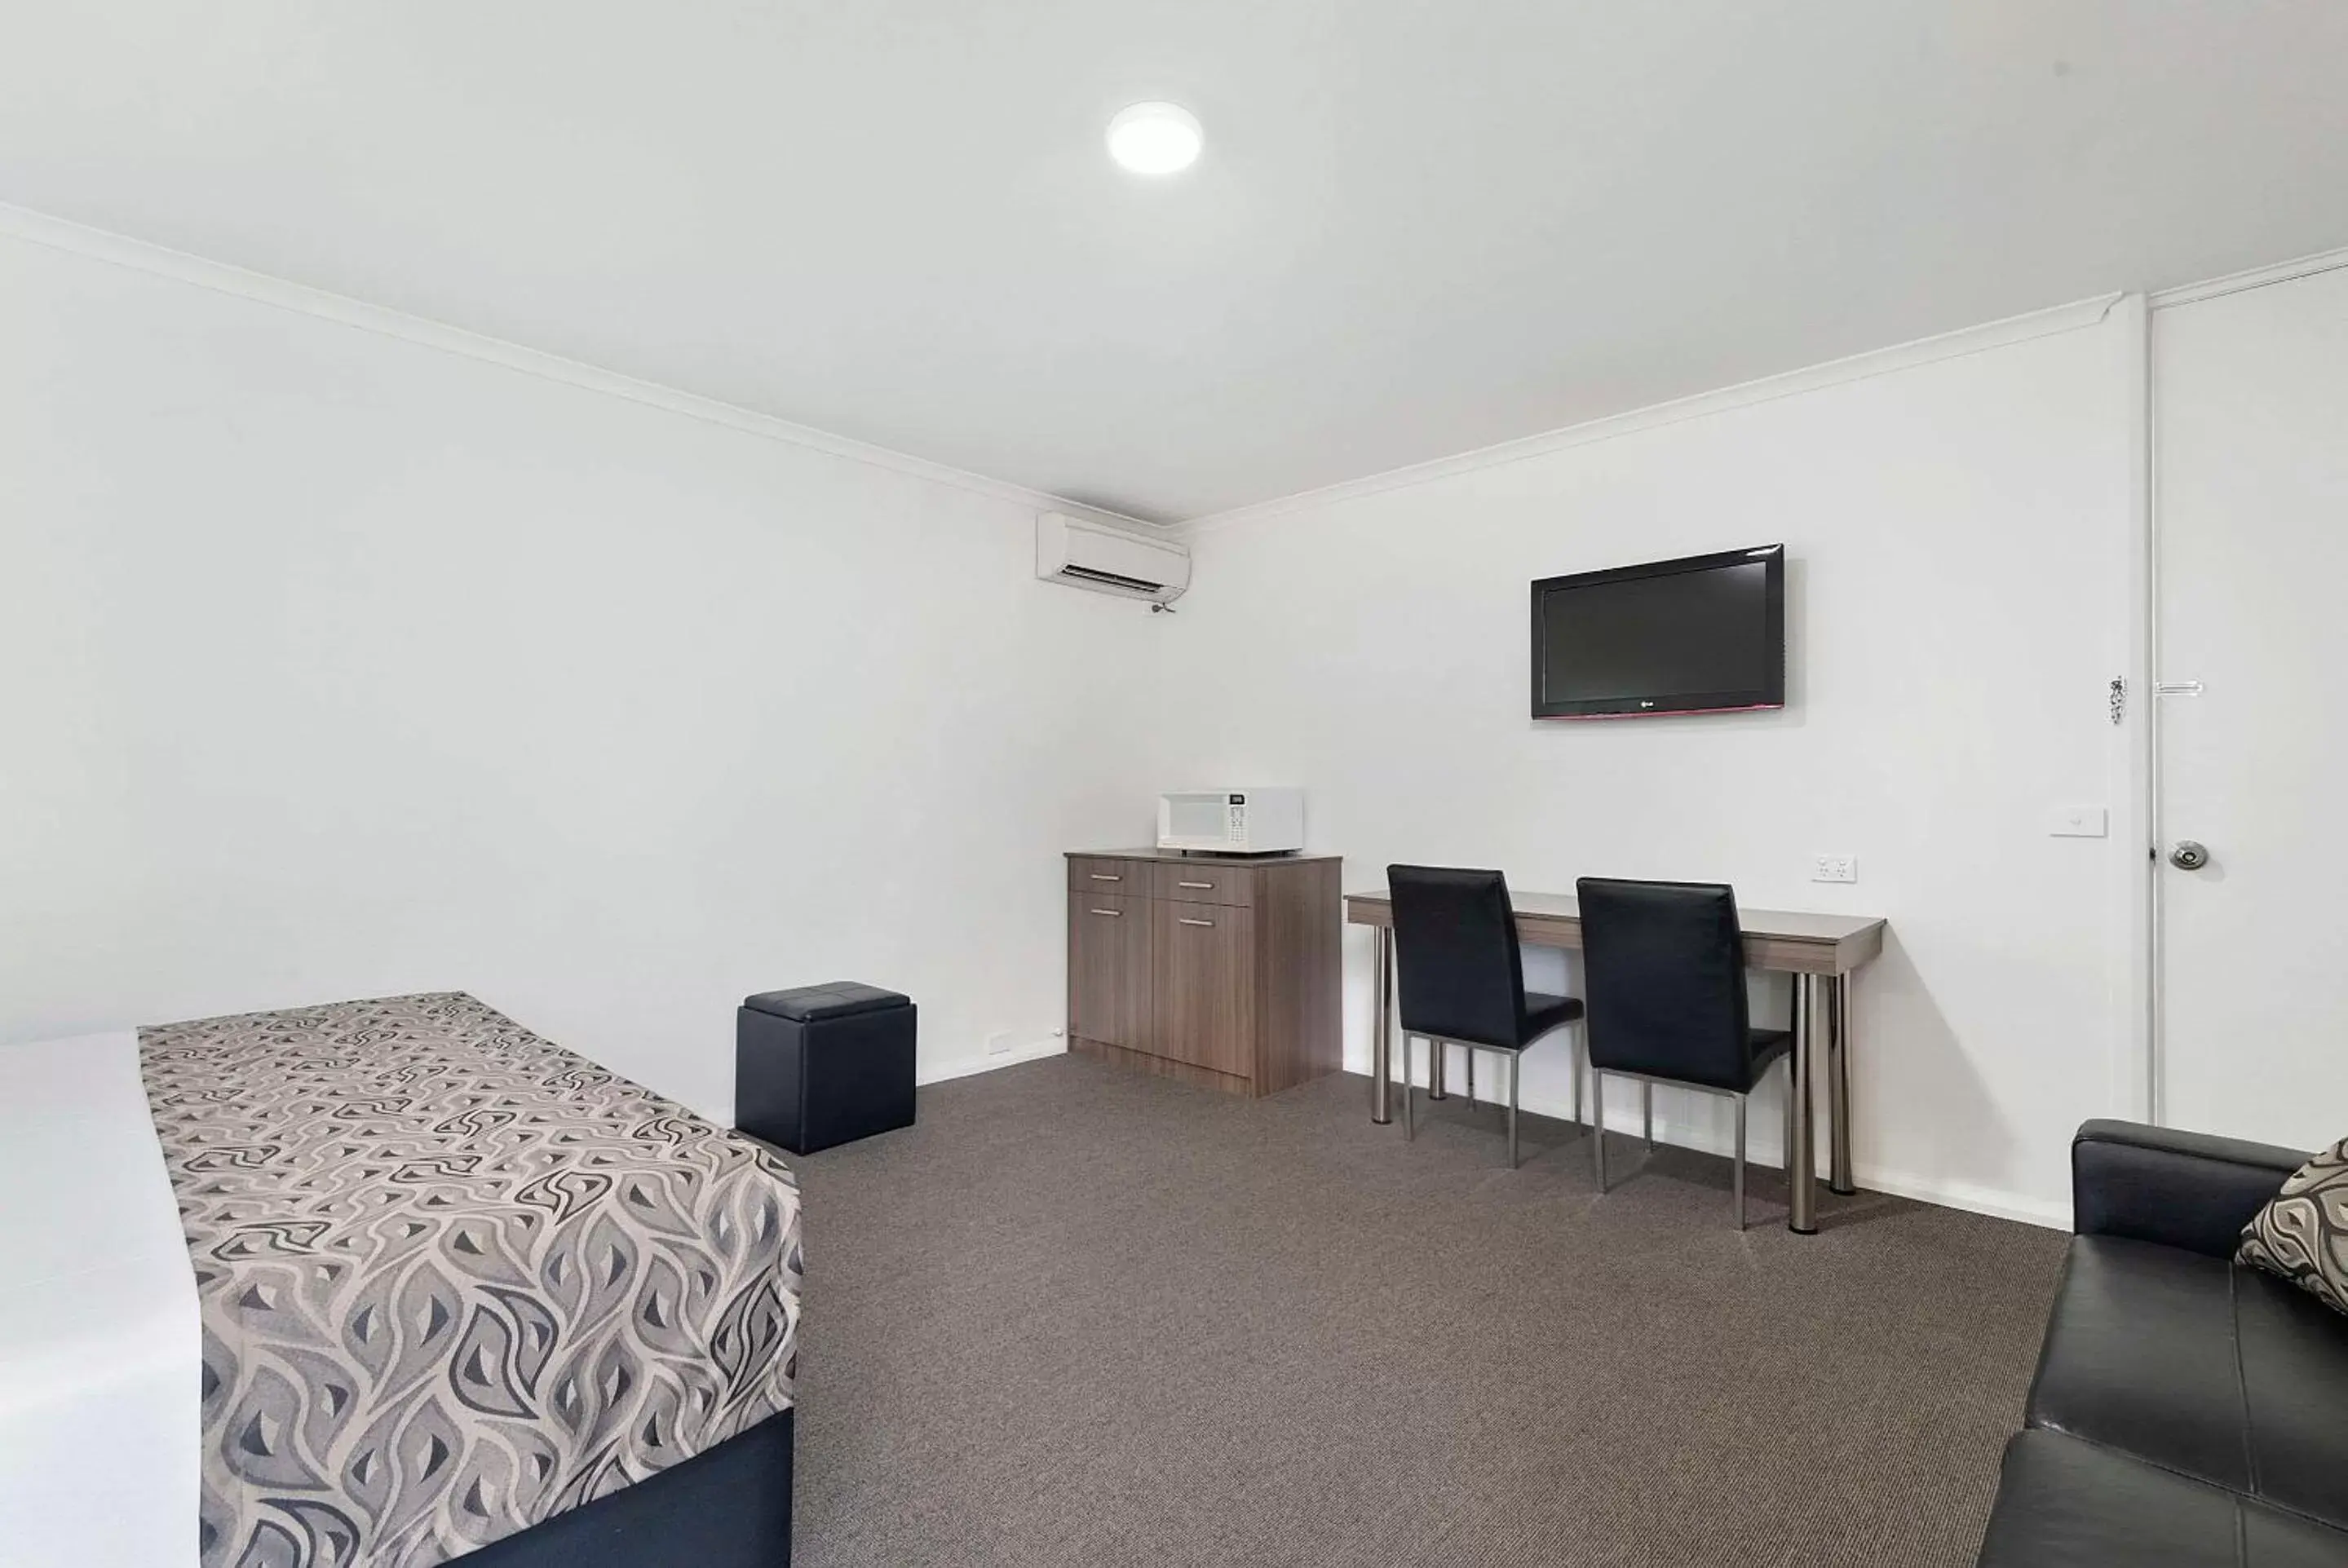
[1522,992,1585,1042]
[1409,993,1582,1051]
[1598,1028,1789,1094]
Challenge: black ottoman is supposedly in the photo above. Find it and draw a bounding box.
[736,982,916,1155]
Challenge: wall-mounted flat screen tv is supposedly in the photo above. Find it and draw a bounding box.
[1530,544,1784,718]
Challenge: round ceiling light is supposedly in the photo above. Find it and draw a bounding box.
[1106,102,1203,175]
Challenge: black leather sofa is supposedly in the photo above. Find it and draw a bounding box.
[1975,1120,2348,1566]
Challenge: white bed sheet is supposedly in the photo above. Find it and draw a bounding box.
[0,1031,200,1567]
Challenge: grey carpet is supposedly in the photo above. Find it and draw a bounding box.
[789,1054,2063,1567]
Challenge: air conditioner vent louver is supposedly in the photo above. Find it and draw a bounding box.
[1057,563,1165,593]
[1034,513,1191,605]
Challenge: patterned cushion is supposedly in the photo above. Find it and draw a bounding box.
[2239,1136,2348,1314]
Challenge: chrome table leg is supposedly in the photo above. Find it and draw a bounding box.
[1828,973,1855,1195]
[1370,928,1393,1124]
[1787,975,1819,1234]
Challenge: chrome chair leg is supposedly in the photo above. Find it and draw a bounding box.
[1643,1080,1655,1150]
[1572,1027,1585,1129]
[1404,1036,1415,1141]
[1775,1046,1793,1220]
[1466,1047,1475,1106]
[1734,1093,1749,1231]
[1430,1037,1446,1100]
[1781,1053,1795,1204]
[1592,1071,1608,1190]
[1506,1051,1520,1169]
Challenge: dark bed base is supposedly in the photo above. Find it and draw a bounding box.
[464,1408,794,1568]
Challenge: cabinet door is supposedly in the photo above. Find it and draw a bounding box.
[1151,899,1254,1078]
[1068,891,1149,1050]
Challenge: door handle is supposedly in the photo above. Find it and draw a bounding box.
[1177,880,1214,890]
[2168,840,2211,871]
[1089,908,1123,917]
[1178,917,1214,927]
[1089,873,1122,881]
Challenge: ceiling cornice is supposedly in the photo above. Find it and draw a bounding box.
[1177,291,2125,537]
[2149,242,2348,310]
[0,200,1158,533]
[25,188,2341,536]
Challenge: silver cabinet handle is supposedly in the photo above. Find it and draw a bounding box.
[1088,872,1122,881]
[1177,880,1214,889]
[1178,917,1214,927]
[1088,908,1123,917]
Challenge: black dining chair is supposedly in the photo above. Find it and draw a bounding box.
[1575,877,1793,1230]
[1388,864,1585,1167]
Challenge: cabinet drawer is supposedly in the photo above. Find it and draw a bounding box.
[1148,861,1253,907]
[1069,856,1143,894]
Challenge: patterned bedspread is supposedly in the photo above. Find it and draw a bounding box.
[139,992,803,1568]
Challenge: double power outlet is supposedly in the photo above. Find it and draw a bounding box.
[1811,854,1858,885]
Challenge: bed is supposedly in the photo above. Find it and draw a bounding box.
[0,992,801,1568]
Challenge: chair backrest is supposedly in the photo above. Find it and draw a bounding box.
[1387,864,1528,1049]
[1575,877,1753,1090]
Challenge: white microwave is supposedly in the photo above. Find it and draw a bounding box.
[1156,788,1306,855]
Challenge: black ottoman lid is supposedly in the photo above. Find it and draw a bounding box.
[743,981,909,1023]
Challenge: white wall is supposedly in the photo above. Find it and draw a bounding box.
[0,209,2168,1224]
[1152,311,2142,1224]
[0,228,1160,1120]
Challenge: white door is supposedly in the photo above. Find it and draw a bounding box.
[2154,262,2348,1151]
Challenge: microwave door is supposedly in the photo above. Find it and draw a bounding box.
[1165,795,1227,844]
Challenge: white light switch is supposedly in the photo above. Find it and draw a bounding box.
[2049,806,2108,838]
[1811,854,1858,884]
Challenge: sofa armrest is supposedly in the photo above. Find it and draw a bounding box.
[2072,1119,2306,1259]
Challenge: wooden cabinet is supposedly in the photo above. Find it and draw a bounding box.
[1065,849,1340,1097]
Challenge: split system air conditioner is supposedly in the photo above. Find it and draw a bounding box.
[1034,512,1190,606]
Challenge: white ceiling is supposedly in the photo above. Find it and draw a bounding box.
[7,3,2348,522]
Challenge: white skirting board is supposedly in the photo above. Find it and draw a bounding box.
[918,1038,1069,1087]
[1381,1056,2072,1232]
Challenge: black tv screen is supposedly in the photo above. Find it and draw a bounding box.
[1530,545,1784,718]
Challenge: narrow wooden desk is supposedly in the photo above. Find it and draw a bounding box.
[1344,889,1886,1235]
